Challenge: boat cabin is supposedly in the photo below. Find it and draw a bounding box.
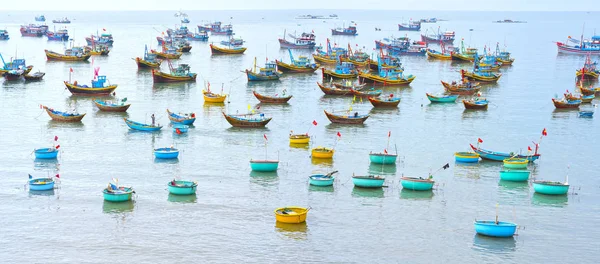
[92,76,108,88]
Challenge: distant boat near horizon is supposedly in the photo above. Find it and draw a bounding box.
[493,19,526,23]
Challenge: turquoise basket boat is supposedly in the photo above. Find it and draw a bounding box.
[455,152,479,163]
[154,148,179,159]
[168,180,198,195]
[401,177,434,191]
[426,93,458,103]
[34,148,59,159]
[103,186,134,202]
[503,158,528,169]
[352,175,385,188]
[250,160,279,172]
[474,220,517,237]
[369,153,397,164]
[29,177,55,191]
[499,170,530,182]
[533,181,569,195]
[173,124,189,134]
[309,174,335,186]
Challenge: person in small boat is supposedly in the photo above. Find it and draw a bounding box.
[354,112,358,117]
[151,114,155,126]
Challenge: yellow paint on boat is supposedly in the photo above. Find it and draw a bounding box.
[274,206,309,224]
[312,147,334,159]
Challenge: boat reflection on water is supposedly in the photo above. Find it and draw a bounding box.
[399,188,434,200]
[453,161,480,179]
[275,221,308,240]
[308,185,334,193]
[249,170,278,187]
[290,143,310,150]
[167,193,197,203]
[498,180,529,191]
[368,163,396,175]
[154,157,179,164]
[102,200,135,214]
[47,120,85,129]
[311,157,333,167]
[472,234,517,254]
[29,189,55,197]
[33,158,59,170]
[531,193,568,207]
[351,186,384,198]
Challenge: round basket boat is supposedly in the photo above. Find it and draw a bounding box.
[168,180,197,195]
[474,220,517,237]
[454,152,480,163]
[274,207,309,224]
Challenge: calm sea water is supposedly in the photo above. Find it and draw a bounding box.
[1,10,599,263]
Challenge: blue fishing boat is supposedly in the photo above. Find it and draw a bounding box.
[0,55,33,75]
[188,31,209,41]
[86,32,114,46]
[28,175,56,191]
[533,181,569,195]
[35,15,46,22]
[556,35,600,55]
[474,220,517,237]
[154,147,179,159]
[275,49,319,73]
[103,184,134,202]
[426,93,458,103]
[309,171,337,186]
[124,118,162,131]
[0,30,9,40]
[358,62,415,85]
[166,109,196,125]
[579,111,594,117]
[246,58,282,81]
[470,144,540,162]
[455,152,479,163]
[249,160,279,172]
[398,21,421,31]
[499,170,530,182]
[220,37,244,46]
[173,124,189,134]
[322,61,358,79]
[34,148,59,159]
[168,180,197,195]
[331,24,357,36]
[401,176,434,191]
[352,175,385,188]
[46,29,69,41]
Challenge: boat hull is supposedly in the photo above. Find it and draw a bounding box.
[463,100,489,109]
[43,106,85,122]
[499,170,530,182]
[65,81,117,95]
[552,98,581,109]
[427,93,458,103]
[94,100,130,112]
[309,175,334,186]
[454,152,479,163]
[167,109,196,124]
[124,118,162,131]
[322,68,357,79]
[324,110,369,124]
[152,70,197,83]
[34,148,58,159]
[311,148,334,159]
[274,207,309,224]
[45,50,91,61]
[533,181,569,195]
[250,160,279,172]
[278,39,316,49]
[358,72,415,85]
[369,153,397,164]
[135,57,161,68]
[275,60,318,73]
[368,97,401,108]
[210,44,246,54]
[253,91,291,103]
[103,188,133,202]
[352,176,385,188]
[173,124,189,134]
[556,42,600,55]
[503,158,528,169]
[317,82,352,95]
[154,148,179,159]
[168,181,197,195]
[401,177,434,191]
[222,112,272,128]
[289,134,310,144]
[470,144,540,162]
[474,221,517,237]
[29,178,55,191]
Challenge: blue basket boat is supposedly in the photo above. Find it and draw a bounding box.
[369,153,397,164]
[250,160,279,172]
[352,175,385,188]
[29,177,55,191]
[455,152,480,163]
[474,220,517,237]
[154,148,179,159]
[173,124,189,134]
[103,186,134,202]
[34,148,58,159]
[401,176,434,191]
[533,181,569,195]
[499,170,530,182]
[168,180,198,195]
[124,118,162,131]
[309,171,337,186]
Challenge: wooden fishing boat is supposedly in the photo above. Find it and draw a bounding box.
[154,147,179,159]
[45,48,91,61]
[495,43,515,65]
[580,86,596,96]
[150,47,182,59]
[358,67,416,85]
[470,144,541,162]
[42,105,85,122]
[34,148,58,159]
[565,93,595,103]
[311,147,334,159]
[23,72,45,81]
[352,175,385,188]
[317,82,352,95]
[351,88,382,97]
[463,98,489,109]
[135,45,162,68]
[279,31,316,49]
[124,118,162,131]
[103,185,134,202]
[168,180,197,195]
[84,45,110,56]
[312,54,339,64]
[166,109,196,125]
[0,56,33,75]
[309,171,337,186]
[474,221,517,237]
[426,93,458,103]
[398,21,421,31]
[368,96,401,108]
[331,24,357,36]
[461,69,502,82]
[176,44,192,53]
[86,33,114,46]
[2,69,25,81]
[29,176,56,191]
[421,30,455,44]
[322,63,357,79]
[250,160,279,172]
[222,112,271,128]
[401,176,434,191]
[209,44,247,54]
[253,90,292,104]
[152,63,197,83]
[576,53,599,79]
[454,152,479,163]
[552,98,581,109]
[93,98,130,112]
[426,49,452,60]
[274,207,309,224]
[503,158,528,169]
[533,181,569,195]
[441,80,481,95]
[246,59,282,81]
[203,90,227,103]
[324,110,369,124]
[333,80,367,90]
[64,76,117,95]
[499,170,530,182]
[276,49,319,73]
[45,29,69,41]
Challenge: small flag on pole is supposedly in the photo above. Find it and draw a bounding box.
[478,138,483,143]
[542,128,547,136]
[29,174,32,179]
[384,149,388,154]
[442,163,450,169]
[54,145,60,149]
[263,134,268,141]
[54,136,58,141]
[69,67,73,73]
[337,132,341,138]
[388,131,391,137]
[528,146,532,151]
[55,174,60,178]
[312,120,318,126]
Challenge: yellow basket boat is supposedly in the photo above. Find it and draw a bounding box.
[289,134,310,144]
[274,207,309,224]
[203,90,227,103]
[312,147,334,159]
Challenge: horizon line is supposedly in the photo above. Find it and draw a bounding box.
[0,9,598,12]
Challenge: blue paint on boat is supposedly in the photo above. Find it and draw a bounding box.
[454,152,479,163]
[29,177,55,191]
[154,148,179,159]
[352,175,385,188]
[499,170,530,182]
[309,174,335,186]
[124,118,162,131]
[173,124,189,134]
[34,148,58,159]
[369,153,397,164]
[168,111,196,125]
[168,180,198,195]
[470,144,540,162]
[249,160,279,172]
[474,220,517,237]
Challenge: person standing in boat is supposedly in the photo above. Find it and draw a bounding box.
[151,114,156,126]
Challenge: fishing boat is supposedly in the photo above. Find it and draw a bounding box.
[0,56,34,75]
[253,90,292,104]
[0,29,8,40]
[352,175,385,188]
[576,54,600,79]
[34,148,59,159]
[421,29,455,44]
[103,184,134,202]
[279,31,316,49]
[199,21,233,35]
[220,37,244,46]
[124,118,162,131]
[246,59,283,81]
[2,69,25,81]
[64,75,118,95]
[135,45,162,68]
[289,134,310,144]
[333,79,367,90]
[452,40,478,62]
[52,17,70,24]
[209,44,247,54]
[499,170,530,182]
[152,63,197,83]
[168,180,197,195]
[313,39,347,64]
[533,181,569,195]
[173,124,189,134]
[552,98,581,109]
[463,98,489,109]
[250,160,279,172]
[276,49,319,73]
[20,24,48,37]
[86,32,114,46]
[556,35,600,55]
[94,98,130,112]
[461,69,502,83]
[84,45,110,56]
[368,95,401,108]
[324,110,369,124]
[441,80,481,95]
[351,88,382,97]
[42,105,85,122]
[454,152,480,163]
[222,112,272,128]
[401,176,434,191]
[317,82,352,95]
[375,37,427,56]
[341,44,371,67]
[45,47,91,61]
[309,171,337,186]
[150,46,182,59]
[331,24,357,36]
[470,144,541,162]
[580,86,596,96]
[154,147,179,159]
[311,147,334,159]
[566,93,595,103]
[167,109,196,125]
[188,31,209,41]
[478,54,502,72]
[495,43,515,65]
[503,158,528,169]
[368,50,404,70]
[358,66,416,85]
[426,93,458,103]
[398,20,421,31]
[274,207,309,224]
[426,48,452,60]
[35,15,46,22]
[46,29,69,41]
[322,62,357,79]
[29,175,56,191]
[474,221,517,237]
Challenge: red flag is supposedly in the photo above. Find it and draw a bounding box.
[176,128,181,135]
[263,134,268,141]
[256,105,260,110]
[388,131,391,138]
[478,138,483,143]
[337,132,341,138]
[69,67,73,73]
[102,28,106,31]
[55,174,60,178]
[542,128,547,136]
[312,120,318,126]
[54,136,58,141]
[384,149,388,154]
[55,145,60,149]
[528,146,532,151]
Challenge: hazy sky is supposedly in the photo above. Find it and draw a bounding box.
[0,0,597,11]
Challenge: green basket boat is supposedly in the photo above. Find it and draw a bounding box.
[400,177,434,191]
[499,170,530,182]
[533,181,569,195]
[168,180,198,195]
[503,158,528,169]
[103,186,134,202]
